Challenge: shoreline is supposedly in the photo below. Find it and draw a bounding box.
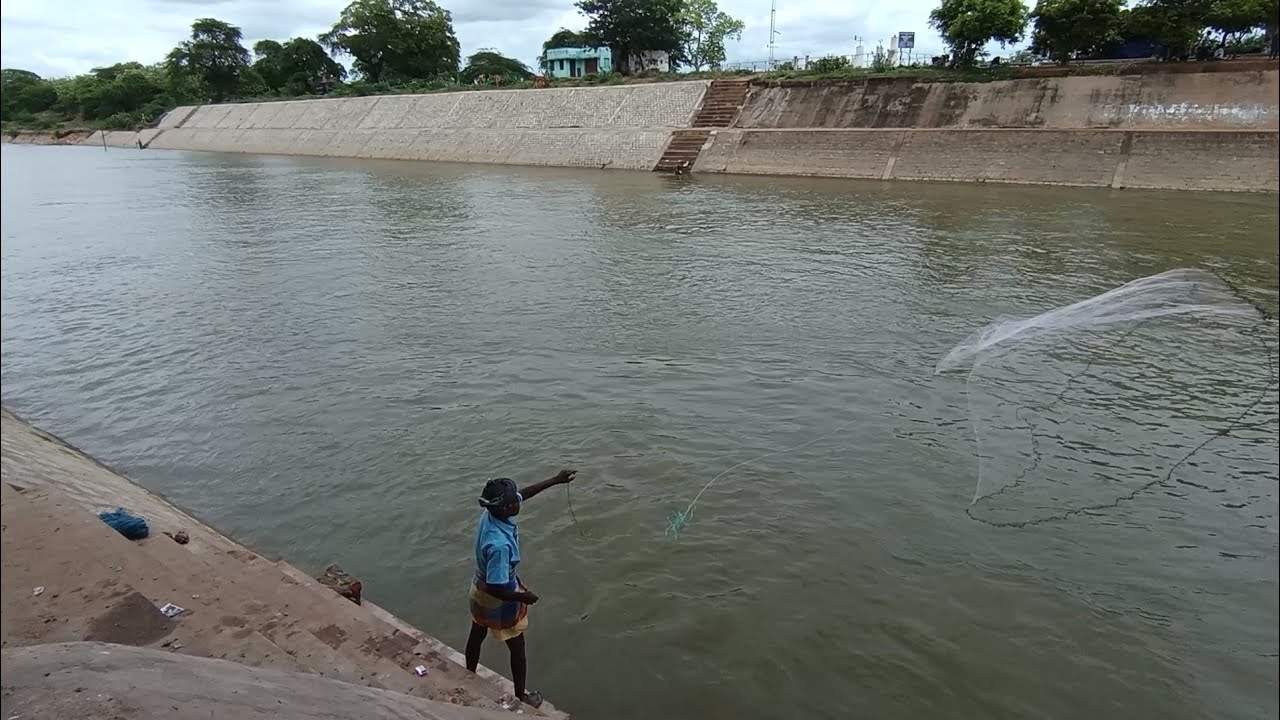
[6,67,1277,193]
[0,405,568,718]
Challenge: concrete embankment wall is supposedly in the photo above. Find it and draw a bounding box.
[0,407,567,718]
[695,128,1279,191]
[11,68,1273,191]
[146,82,708,169]
[697,69,1280,192]
[735,70,1279,130]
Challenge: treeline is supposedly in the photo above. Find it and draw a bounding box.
[931,0,1276,66]
[1,0,746,131]
[2,0,1275,131]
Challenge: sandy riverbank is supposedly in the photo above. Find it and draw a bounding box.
[0,407,567,718]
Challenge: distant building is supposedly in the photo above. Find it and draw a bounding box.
[543,47,612,78]
[628,51,672,73]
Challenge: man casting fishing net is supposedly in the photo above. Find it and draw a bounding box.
[465,469,576,709]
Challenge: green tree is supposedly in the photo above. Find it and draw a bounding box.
[164,18,251,102]
[1225,29,1268,52]
[460,50,534,83]
[322,0,460,83]
[680,0,745,70]
[929,0,1031,66]
[1,69,58,120]
[37,63,171,123]
[543,28,591,51]
[576,0,689,73]
[1204,0,1274,43]
[253,40,285,62]
[1031,0,1124,63]
[1123,0,1206,58]
[254,37,347,95]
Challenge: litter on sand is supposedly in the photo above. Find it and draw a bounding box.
[158,603,185,618]
[32,586,44,596]
[98,508,149,540]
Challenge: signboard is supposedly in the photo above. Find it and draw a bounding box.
[898,32,915,49]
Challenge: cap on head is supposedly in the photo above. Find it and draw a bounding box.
[479,478,519,513]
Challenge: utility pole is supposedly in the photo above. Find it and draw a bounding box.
[768,0,779,69]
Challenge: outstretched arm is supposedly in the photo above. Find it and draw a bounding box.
[519,469,576,501]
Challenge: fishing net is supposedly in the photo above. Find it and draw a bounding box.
[937,269,1278,527]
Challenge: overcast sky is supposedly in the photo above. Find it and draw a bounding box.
[1,0,954,78]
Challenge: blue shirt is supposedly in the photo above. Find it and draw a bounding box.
[474,510,520,590]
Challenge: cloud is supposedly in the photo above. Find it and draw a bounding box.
[0,0,955,79]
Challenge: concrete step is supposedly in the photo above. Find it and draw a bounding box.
[121,513,508,709]
[1,484,267,666]
[1,485,267,658]
[0,483,515,714]
[1,484,182,647]
[145,542,453,700]
[654,127,713,171]
[195,626,310,674]
[234,557,512,710]
[257,618,385,687]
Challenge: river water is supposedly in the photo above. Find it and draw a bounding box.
[3,144,1277,719]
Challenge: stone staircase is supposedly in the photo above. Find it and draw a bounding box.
[0,480,566,718]
[690,78,751,128]
[653,129,714,173]
[653,78,752,172]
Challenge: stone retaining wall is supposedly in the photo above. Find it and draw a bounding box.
[19,69,1273,191]
[738,70,1279,130]
[144,82,709,170]
[693,127,1279,192]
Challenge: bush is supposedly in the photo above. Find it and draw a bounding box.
[139,99,173,124]
[1227,32,1267,55]
[100,112,139,130]
[808,55,851,73]
[870,48,895,72]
